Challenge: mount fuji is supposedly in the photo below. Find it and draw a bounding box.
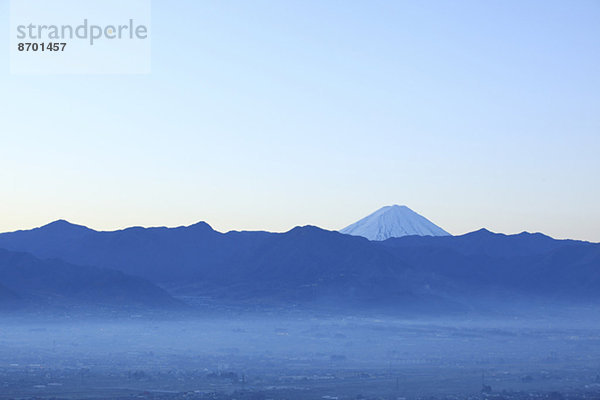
[340,205,451,240]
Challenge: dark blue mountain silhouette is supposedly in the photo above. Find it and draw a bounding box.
[0,220,598,310]
[0,220,271,283]
[0,222,453,309]
[0,281,20,307]
[0,247,181,310]
[380,229,600,300]
[383,228,579,257]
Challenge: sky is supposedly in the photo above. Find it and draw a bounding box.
[1,0,599,241]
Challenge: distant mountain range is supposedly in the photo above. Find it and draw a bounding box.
[0,247,180,311]
[0,212,598,313]
[340,205,450,240]
[381,229,600,300]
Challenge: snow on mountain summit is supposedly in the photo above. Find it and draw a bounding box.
[340,205,450,241]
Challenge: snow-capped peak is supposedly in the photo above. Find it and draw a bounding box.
[339,205,450,241]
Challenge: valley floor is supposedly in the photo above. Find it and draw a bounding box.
[0,313,599,400]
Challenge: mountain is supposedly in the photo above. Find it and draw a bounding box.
[0,282,20,307]
[0,220,599,311]
[0,221,454,309]
[0,220,274,283]
[380,230,600,300]
[340,205,451,240]
[0,248,181,310]
[189,226,447,307]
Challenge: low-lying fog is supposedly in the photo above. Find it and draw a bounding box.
[1,310,600,399]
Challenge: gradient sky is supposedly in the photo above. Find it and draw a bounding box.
[1,0,599,241]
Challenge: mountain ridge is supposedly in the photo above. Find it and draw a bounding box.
[0,247,182,310]
[0,219,598,312]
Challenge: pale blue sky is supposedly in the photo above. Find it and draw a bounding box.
[1,0,599,241]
